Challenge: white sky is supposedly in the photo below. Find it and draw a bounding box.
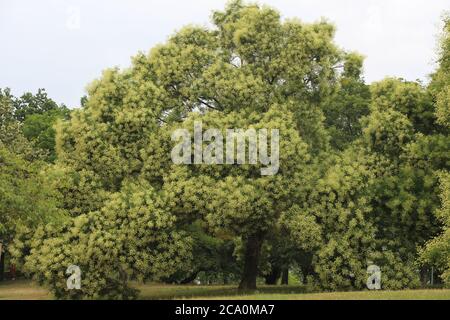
[0,0,448,107]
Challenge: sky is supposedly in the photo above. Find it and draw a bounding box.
[0,0,448,107]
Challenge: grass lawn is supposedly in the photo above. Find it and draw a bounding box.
[0,280,52,300]
[200,289,450,300]
[1,280,449,300]
[135,283,309,300]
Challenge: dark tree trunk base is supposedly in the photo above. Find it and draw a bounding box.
[0,252,5,282]
[265,266,281,285]
[180,271,200,285]
[238,234,264,291]
[281,268,289,285]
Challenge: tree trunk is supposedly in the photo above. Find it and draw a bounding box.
[420,267,429,287]
[265,266,281,285]
[180,271,200,284]
[281,267,289,285]
[223,273,229,285]
[238,234,264,291]
[0,251,5,282]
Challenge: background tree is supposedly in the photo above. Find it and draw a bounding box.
[1,87,70,162]
[0,147,65,281]
[12,88,60,122]
[419,16,450,285]
[300,71,448,290]
[0,88,66,280]
[0,88,36,159]
[420,172,450,286]
[22,108,70,162]
[323,52,371,150]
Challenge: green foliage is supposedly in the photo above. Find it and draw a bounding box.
[370,78,436,134]
[362,108,413,157]
[420,172,450,287]
[0,147,65,240]
[324,53,371,150]
[1,87,70,162]
[432,16,450,128]
[436,85,450,127]
[0,88,37,159]
[407,17,450,285]
[304,147,382,290]
[22,108,70,162]
[163,221,239,284]
[162,106,311,255]
[11,180,192,299]
[12,88,60,122]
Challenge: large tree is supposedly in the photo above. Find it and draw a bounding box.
[16,0,353,294]
[149,0,351,290]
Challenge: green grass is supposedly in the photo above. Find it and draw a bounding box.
[1,280,449,300]
[200,289,450,300]
[135,283,309,300]
[0,280,52,300]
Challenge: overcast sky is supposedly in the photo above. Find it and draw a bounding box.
[1,0,448,107]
